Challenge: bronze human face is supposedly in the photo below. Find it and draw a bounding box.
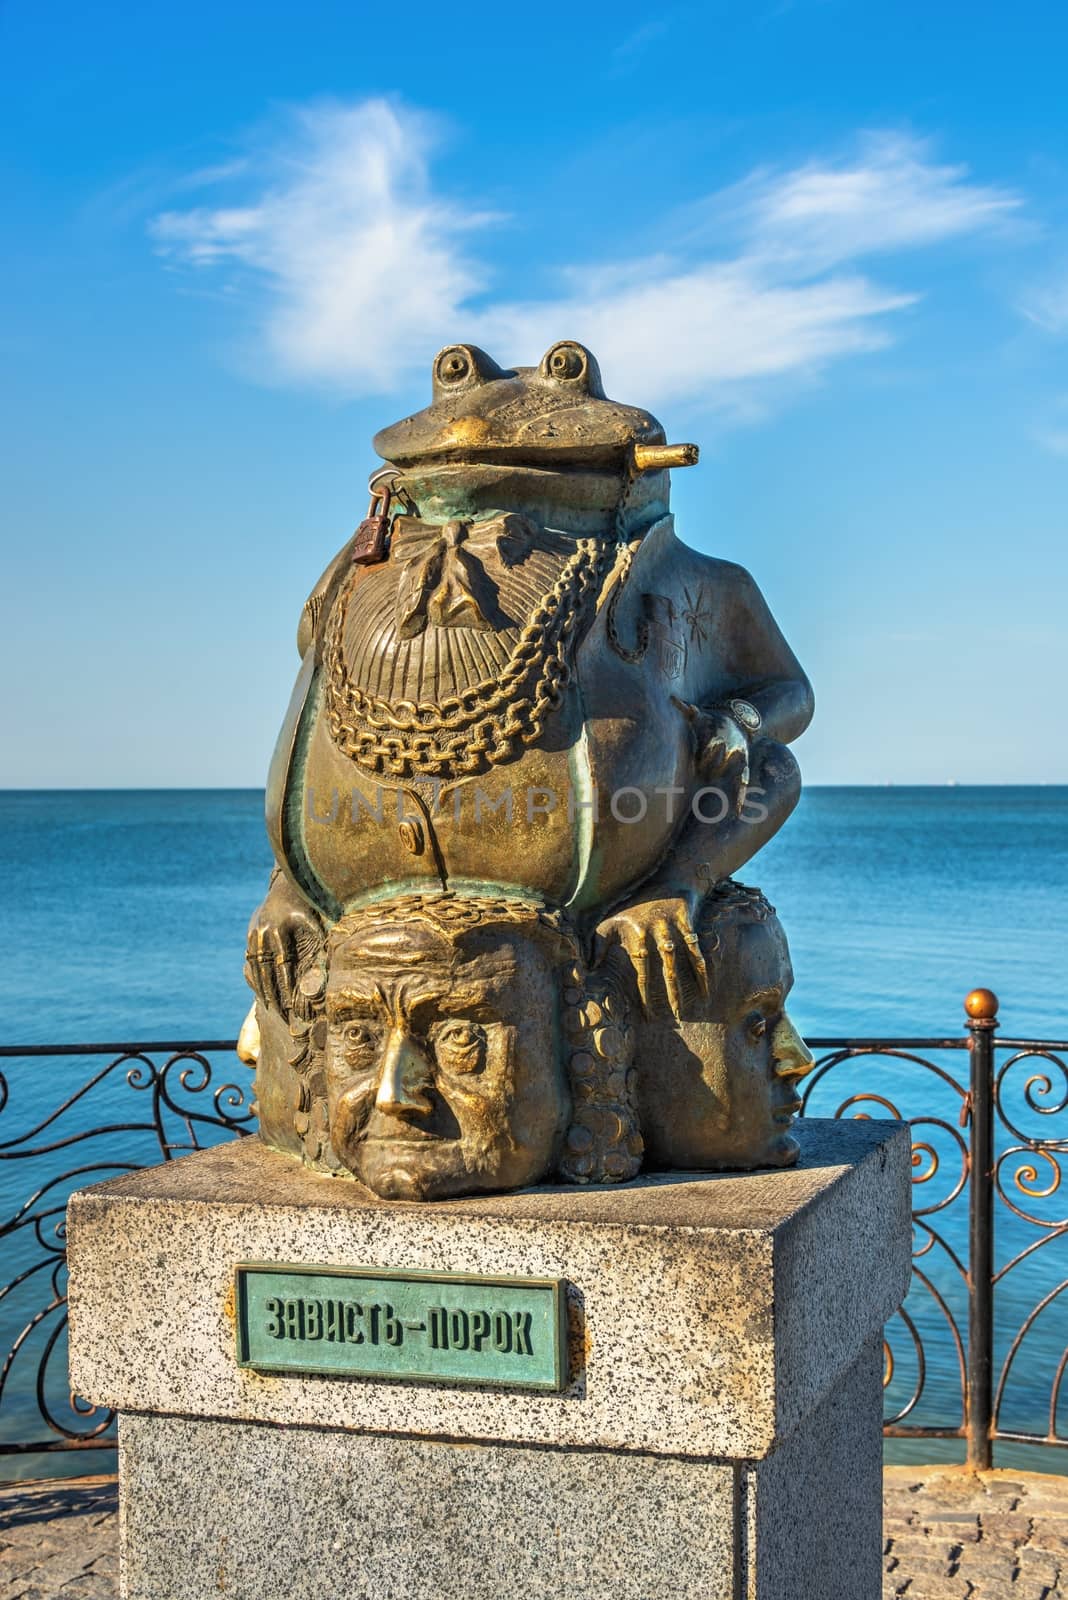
[635,912,814,1171]
[324,918,570,1200]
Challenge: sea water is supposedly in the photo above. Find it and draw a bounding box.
[1,787,1066,1478]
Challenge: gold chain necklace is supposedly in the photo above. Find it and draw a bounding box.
[324,533,612,780]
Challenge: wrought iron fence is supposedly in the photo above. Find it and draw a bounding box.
[0,1041,254,1466]
[802,992,1068,1471]
[1,993,1066,1475]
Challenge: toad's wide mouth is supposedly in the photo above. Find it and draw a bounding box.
[375,394,668,473]
[387,442,645,474]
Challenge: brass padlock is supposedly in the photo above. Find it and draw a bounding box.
[352,483,392,565]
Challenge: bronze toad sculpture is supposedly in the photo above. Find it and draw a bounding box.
[241,341,814,1197]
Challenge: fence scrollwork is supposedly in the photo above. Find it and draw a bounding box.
[0,1042,252,1465]
[2,999,1067,1474]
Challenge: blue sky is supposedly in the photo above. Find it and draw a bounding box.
[2,0,1066,786]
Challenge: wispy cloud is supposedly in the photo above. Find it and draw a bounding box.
[475,265,909,411]
[608,16,673,73]
[152,100,494,391]
[171,158,251,192]
[150,102,1022,412]
[1020,273,1068,335]
[695,133,1019,270]
[1036,426,1068,457]
[1032,396,1068,457]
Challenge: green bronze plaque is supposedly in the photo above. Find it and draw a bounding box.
[234,1263,567,1392]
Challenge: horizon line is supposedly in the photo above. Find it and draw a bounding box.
[2,783,1067,794]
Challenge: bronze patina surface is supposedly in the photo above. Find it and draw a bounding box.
[242,342,814,1195]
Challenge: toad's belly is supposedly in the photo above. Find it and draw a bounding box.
[289,664,691,916]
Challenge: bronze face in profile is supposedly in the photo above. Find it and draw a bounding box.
[632,882,815,1172]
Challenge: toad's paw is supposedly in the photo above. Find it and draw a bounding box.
[594,895,708,1021]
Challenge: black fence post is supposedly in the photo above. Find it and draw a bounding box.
[964,986,998,1472]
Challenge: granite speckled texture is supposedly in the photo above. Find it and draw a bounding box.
[744,1334,884,1598]
[67,1118,910,1461]
[113,1342,886,1600]
[117,1415,739,1600]
[11,1464,1068,1600]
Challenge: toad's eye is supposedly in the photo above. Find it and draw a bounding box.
[542,340,588,382]
[433,1020,487,1075]
[432,343,502,392]
[436,346,473,385]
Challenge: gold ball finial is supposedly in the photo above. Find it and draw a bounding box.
[964,987,999,1021]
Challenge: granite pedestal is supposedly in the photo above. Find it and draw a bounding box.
[67,1118,911,1600]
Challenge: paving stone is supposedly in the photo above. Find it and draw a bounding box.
[1010,1582,1057,1600]
[0,1481,118,1600]
[1018,1547,1062,1585]
[895,1554,963,1584]
[2,1465,1068,1598]
[981,1510,1035,1541]
[888,1540,958,1567]
[964,1554,1023,1581]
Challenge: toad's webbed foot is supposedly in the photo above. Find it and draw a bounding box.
[594,893,708,1021]
[245,870,325,1016]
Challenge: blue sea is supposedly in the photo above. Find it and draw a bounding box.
[1,787,1067,1480]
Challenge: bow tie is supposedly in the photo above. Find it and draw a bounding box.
[391,514,537,638]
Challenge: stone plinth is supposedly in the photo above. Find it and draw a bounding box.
[67,1119,911,1600]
